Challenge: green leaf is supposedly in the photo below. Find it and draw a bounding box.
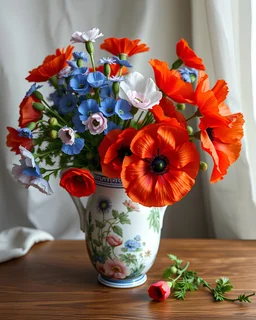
[95,220,106,228]
[119,253,137,266]
[112,209,119,219]
[119,212,131,225]
[168,254,183,266]
[162,266,173,279]
[112,225,123,237]
[174,290,186,300]
[238,294,252,303]
[93,239,101,247]
[121,247,128,253]
[147,208,160,233]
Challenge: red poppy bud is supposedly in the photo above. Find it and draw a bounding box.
[148,281,171,302]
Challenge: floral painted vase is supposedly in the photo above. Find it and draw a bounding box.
[71,172,166,288]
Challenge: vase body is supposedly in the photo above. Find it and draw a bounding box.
[73,172,166,288]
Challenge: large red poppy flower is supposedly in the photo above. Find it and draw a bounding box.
[149,59,195,104]
[98,128,137,178]
[176,39,205,70]
[121,122,200,207]
[100,38,149,57]
[18,95,42,127]
[151,97,187,128]
[26,46,74,82]
[199,112,244,183]
[6,127,34,154]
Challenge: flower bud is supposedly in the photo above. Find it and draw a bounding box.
[112,81,120,96]
[118,53,127,60]
[27,122,37,131]
[85,41,94,55]
[77,58,83,68]
[187,125,193,135]
[104,63,111,77]
[50,130,58,139]
[33,102,45,111]
[48,117,58,127]
[33,90,44,101]
[40,168,46,174]
[200,161,208,171]
[190,73,197,83]
[170,266,177,274]
[171,58,183,70]
[166,281,173,288]
[176,103,186,111]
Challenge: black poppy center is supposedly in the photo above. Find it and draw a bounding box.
[151,155,169,174]
[117,145,132,161]
[206,128,214,141]
[93,119,100,126]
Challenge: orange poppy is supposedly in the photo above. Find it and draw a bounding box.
[151,97,187,128]
[6,127,34,154]
[176,39,205,70]
[199,112,244,183]
[26,46,74,82]
[98,128,137,178]
[121,122,200,207]
[18,95,42,127]
[100,38,149,57]
[149,59,195,104]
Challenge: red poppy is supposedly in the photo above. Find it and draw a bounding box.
[148,281,171,302]
[19,95,42,127]
[93,63,129,76]
[100,38,149,57]
[59,168,96,197]
[176,39,205,70]
[121,122,200,207]
[6,127,34,154]
[26,46,74,82]
[149,59,195,104]
[98,128,137,178]
[199,113,244,183]
[151,97,187,128]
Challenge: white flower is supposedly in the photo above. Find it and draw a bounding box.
[30,178,54,195]
[70,28,104,43]
[58,127,75,145]
[19,146,36,168]
[12,161,33,188]
[119,72,162,110]
[84,112,107,135]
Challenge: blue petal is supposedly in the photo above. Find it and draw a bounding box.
[61,138,84,155]
[115,99,133,120]
[22,167,41,178]
[104,121,121,134]
[99,98,116,117]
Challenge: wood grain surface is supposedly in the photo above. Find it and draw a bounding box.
[0,239,256,320]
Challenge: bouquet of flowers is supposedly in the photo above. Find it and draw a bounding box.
[6,28,244,207]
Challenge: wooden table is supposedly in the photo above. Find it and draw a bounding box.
[0,239,256,320]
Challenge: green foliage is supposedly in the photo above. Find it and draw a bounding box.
[112,225,123,237]
[112,210,119,219]
[147,208,160,233]
[118,212,131,225]
[119,253,137,266]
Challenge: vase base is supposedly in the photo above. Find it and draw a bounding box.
[98,274,147,288]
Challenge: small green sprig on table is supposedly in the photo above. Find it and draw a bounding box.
[162,254,255,303]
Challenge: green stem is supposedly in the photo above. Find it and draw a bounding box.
[42,100,67,125]
[90,54,96,72]
[172,262,190,283]
[186,113,197,122]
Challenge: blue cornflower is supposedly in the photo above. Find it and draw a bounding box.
[67,60,78,69]
[104,121,121,135]
[179,67,198,83]
[18,128,33,139]
[100,85,113,99]
[72,110,86,133]
[115,99,133,120]
[99,98,116,117]
[73,51,88,61]
[87,71,108,88]
[25,83,43,98]
[59,94,77,114]
[71,67,88,76]
[61,138,84,155]
[49,88,65,106]
[78,99,99,122]
[124,239,142,252]
[113,56,132,68]
[69,74,90,94]
[98,57,115,65]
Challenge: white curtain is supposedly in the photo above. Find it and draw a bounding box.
[191,0,256,238]
[1,0,254,239]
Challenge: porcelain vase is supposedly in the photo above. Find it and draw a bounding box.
[71,172,166,288]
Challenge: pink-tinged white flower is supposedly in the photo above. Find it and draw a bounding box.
[119,72,162,110]
[58,126,75,145]
[103,258,131,279]
[12,161,33,188]
[123,199,140,212]
[84,112,107,135]
[19,146,36,168]
[95,261,106,274]
[70,28,104,44]
[106,234,123,247]
[30,177,53,195]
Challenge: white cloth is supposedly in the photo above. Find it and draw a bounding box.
[0,227,54,263]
